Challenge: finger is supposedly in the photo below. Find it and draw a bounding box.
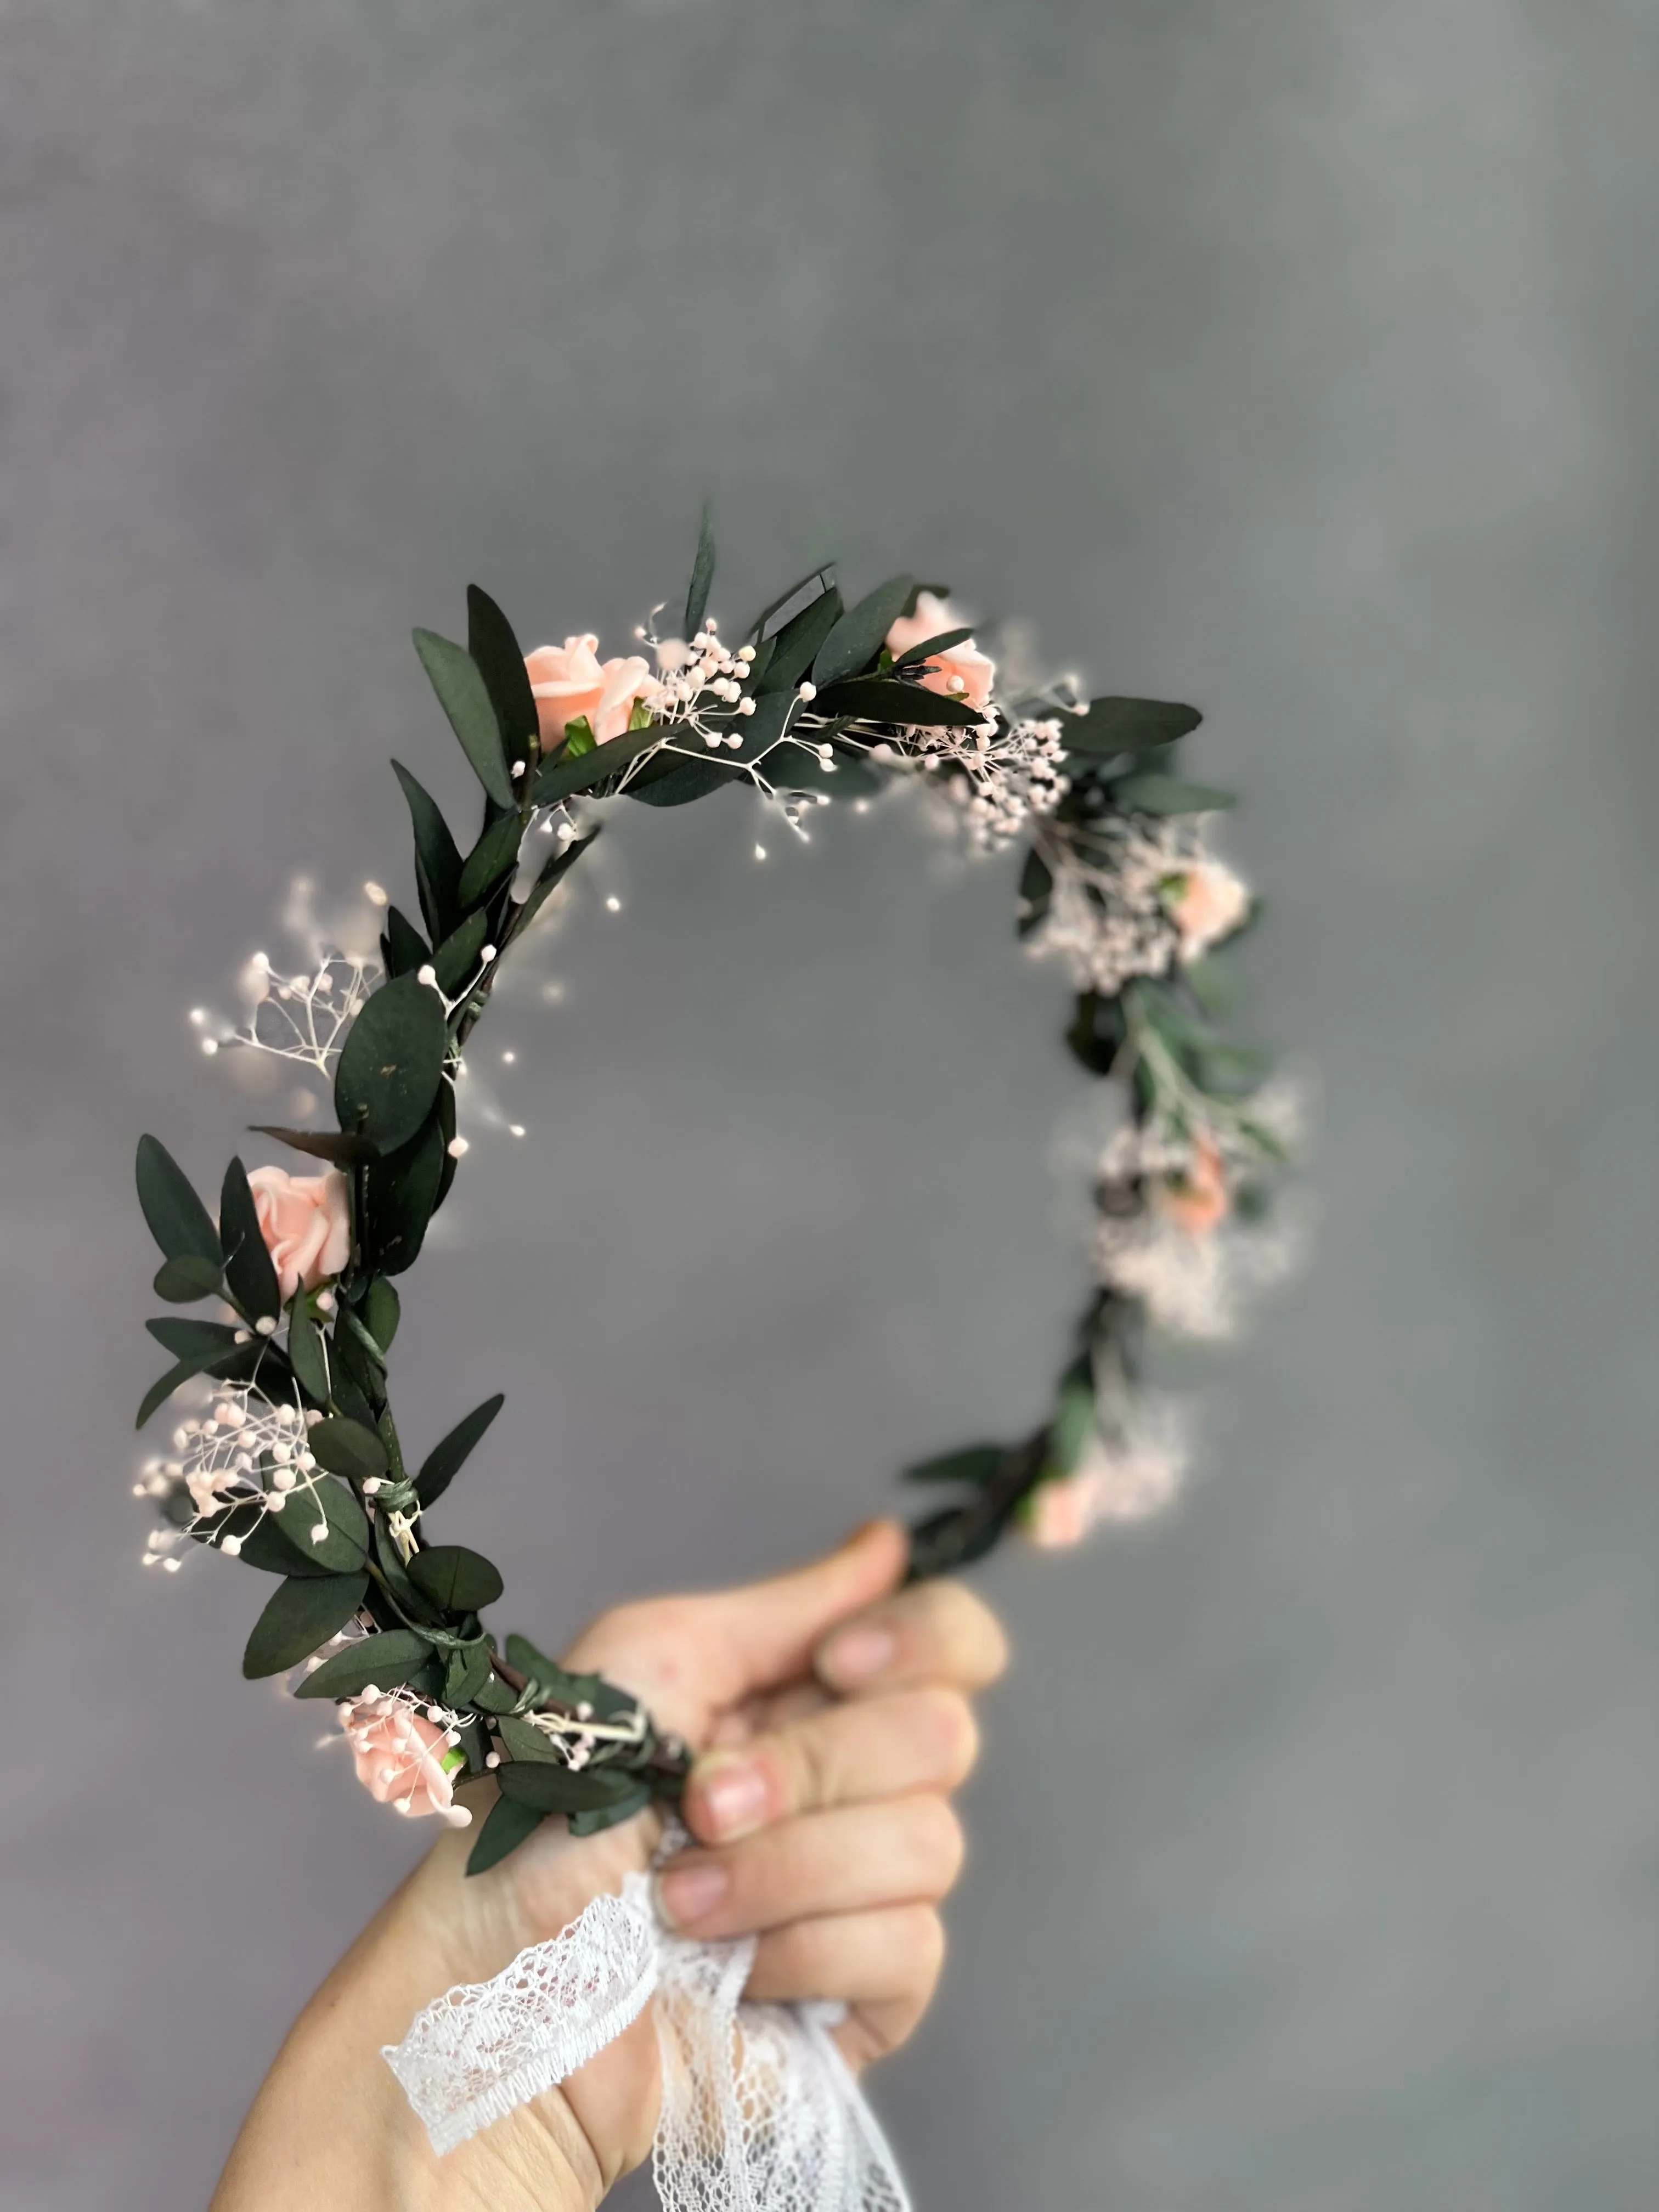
[814,1578,1009,1698]
[744,1905,945,2010]
[684,1688,979,1844]
[567,1520,908,1723]
[654,1795,964,1940]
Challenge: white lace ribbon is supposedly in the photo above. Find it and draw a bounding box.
[384,1868,911,2211]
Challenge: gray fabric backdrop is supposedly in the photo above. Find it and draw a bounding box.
[3,3,1657,2207]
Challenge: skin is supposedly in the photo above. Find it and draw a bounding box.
[210,1520,1008,2211]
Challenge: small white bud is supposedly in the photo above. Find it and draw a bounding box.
[737,696,755,716]
[510,759,526,777]
[754,844,768,861]
[416,964,438,988]
[797,681,816,701]
[481,944,498,962]
[163,1555,182,1573]
[221,1534,243,1558]
[363,1476,381,1496]
[251,950,270,972]
[315,1289,336,1316]
[267,1492,286,1512]
[485,1750,501,1769]
[233,1328,251,1345]
[363,881,388,906]
[303,1408,323,1427]
[447,1136,469,1159]
[201,1037,219,1056]
[173,1427,190,1451]
[737,644,755,661]
[310,1522,329,1545]
[255,1314,278,1337]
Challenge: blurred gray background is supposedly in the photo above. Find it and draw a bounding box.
[3,2,1657,2207]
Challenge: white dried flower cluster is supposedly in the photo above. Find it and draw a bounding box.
[227,947,382,1073]
[1097,1076,1304,1190]
[1026,1398,1192,1547]
[516,1698,651,1773]
[872,713,1070,848]
[1024,815,1210,996]
[134,1380,332,1566]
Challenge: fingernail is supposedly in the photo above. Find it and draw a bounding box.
[693,1756,770,1841]
[818,1621,896,1688]
[656,1858,730,1929]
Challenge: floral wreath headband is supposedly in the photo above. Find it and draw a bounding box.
[131,515,1297,1875]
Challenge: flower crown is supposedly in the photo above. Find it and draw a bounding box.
[131,515,1295,1874]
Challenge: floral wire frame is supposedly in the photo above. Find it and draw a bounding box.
[129,513,1295,1875]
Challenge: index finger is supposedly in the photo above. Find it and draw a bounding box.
[814,1578,1009,1699]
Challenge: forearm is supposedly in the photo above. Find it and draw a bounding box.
[209,1874,602,2212]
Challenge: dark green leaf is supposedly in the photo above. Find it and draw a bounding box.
[1059,697,1203,756]
[530,724,663,809]
[247,1125,380,1167]
[560,717,596,758]
[814,675,986,729]
[1046,1380,1097,1477]
[1110,773,1234,816]
[287,1300,330,1403]
[755,586,843,694]
[136,1136,222,1269]
[415,1393,505,1509]
[625,755,743,809]
[456,812,524,912]
[433,1081,460,1215]
[362,1110,446,1278]
[682,503,716,639]
[334,972,447,1154]
[153,1255,223,1302]
[293,1627,434,1700]
[901,1444,1008,1486]
[496,1713,568,1765]
[444,1639,495,1708]
[466,1792,544,1876]
[567,1785,653,1837]
[412,628,515,810]
[501,1638,641,1726]
[136,1328,295,1430]
[433,909,490,998]
[516,826,600,933]
[219,1157,281,1323]
[331,1317,384,1410]
[190,1502,337,1576]
[496,1760,645,1814]
[893,625,974,669]
[146,1317,243,1360]
[748,564,836,642]
[242,1572,368,1678]
[307,1416,387,1484]
[362,1278,401,1354]
[391,760,464,944]
[466,584,540,764]
[281,1476,370,1572]
[383,906,432,980]
[812,575,914,689]
[409,1545,504,1615]
[1064,990,1128,1077]
[472,1669,522,1715]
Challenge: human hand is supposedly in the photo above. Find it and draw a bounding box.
[210,1520,1007,2211]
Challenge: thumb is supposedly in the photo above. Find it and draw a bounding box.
[692,1519,909,1703]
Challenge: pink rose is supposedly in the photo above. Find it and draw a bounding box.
[884,590,997,713]
[339,1690,471,1827]
[243,1166,351,1304]
[1169,859,1249,961]
[524,635,653,747]
[1153,1135,1230,1237]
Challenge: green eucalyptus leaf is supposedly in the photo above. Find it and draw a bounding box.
[814,675,986,729]
[362,1278,401,1354]
[145,1317,242,1360]
[415,1393,505,1509]
[682,503,716,639]
[247,1125,379,1167]
[362,1109,446,1278]
[567,1785,653,1837]
[812,575,914,689]
[456,813,523,912]
[1111,772,1234,816]
[444,1640,495,1708]
[307,1415,387,1484]
[466,584,540,764]
[625,756,743,809]
[531,724,663,809]
[242,1572,368,1678]
[189,1502,336,1576]
[391,761,464,945]
[516,826,600,933]
[412,628,516,810]
[901,1443,1008,1486]
[219,1157,281,1323]
[496,1713,567,1765]
[293,1627,434,1700]
[280,1475,371,1571]
[495,1760,644,1814]
[286,1299,330,1403]
[756,586,843,694]
[383,906,432,980]
[893,625,974,669]
[748,563,836,642]
[465,1792,544,1876]
[432,909,490,998]
[136,1136,222,1269]
[153,1255,223,1302]
[1059,697,1203,756]
[409,1545,504,1615]
[334,973,447,1154]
